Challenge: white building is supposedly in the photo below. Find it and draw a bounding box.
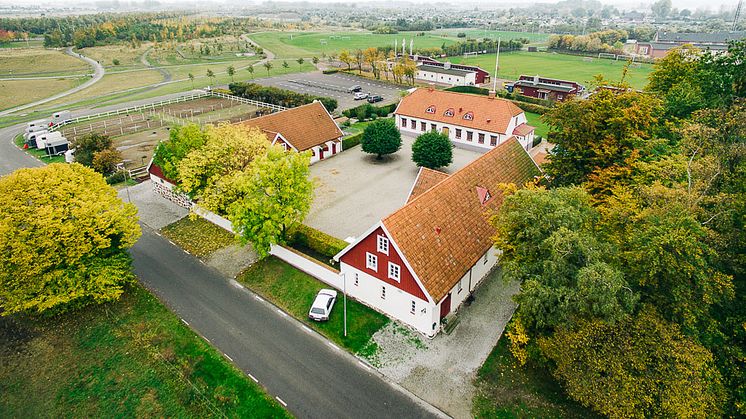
[415,63,477,86]
[334,139,541,337]
[394,88,536,151]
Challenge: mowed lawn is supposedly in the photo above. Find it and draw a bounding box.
[78,43,152,69]
[250,31,459,58]
[432,28,550,43]
[0,47,90,76]
[0,284,288,418]
[40,69,165,109]
[0,78,83,111]
[452,51,653,89]
[525,111,549,138]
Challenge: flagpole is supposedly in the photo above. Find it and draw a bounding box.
[493,38,501,92]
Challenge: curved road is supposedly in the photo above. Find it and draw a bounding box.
[0,92,446,418]
[0,47,105,117]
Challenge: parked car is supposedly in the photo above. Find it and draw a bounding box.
[367,95,383,103]
[308,289,338,321]
[347,85,362,93]
[353,92,369,100]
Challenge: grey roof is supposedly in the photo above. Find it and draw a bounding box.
[513,80,575,93]
[417,64,475,77]
[656,31,746,44]
[648,41,729,51]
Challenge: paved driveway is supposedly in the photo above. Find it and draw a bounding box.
[306,133,485,240]
[250,71,404,111]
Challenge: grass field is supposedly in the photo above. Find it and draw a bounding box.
[250,31,459,58]
[0,48,89,77]
[238,256,389,355]
[40,69,165,109]
[451,51,653,89]
[432,28,550,43]
[0,284,288,417]
[525,112,549,138]
[0,78,84,111]
[473,328,599,418]
[78,43,152,69]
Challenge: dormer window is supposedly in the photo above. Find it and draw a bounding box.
[476,186,491,205]
[425,105,436,114]
[463,112,474,121]
[444,108,454,117]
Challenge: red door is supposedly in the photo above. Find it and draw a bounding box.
[440,293,452,319]
[331,143,337,154]
[319,148,324,160]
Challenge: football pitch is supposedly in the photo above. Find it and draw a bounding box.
[451,51,653,89]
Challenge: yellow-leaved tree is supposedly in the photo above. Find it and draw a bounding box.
[0,163,141,315]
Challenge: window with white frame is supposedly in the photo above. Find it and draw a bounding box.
[366,252,378,271]
[381,286,386,299]
[463,112,474,120]
[457,278,463,293]
[425,105,436,114]
[377,235,389,255]
[483,252,489,264]
[388,262,401,282]
[444,108,455,117]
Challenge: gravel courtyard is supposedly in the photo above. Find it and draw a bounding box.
[306,133,485,240]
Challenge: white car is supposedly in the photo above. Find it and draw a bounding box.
[308,289,338,321]
[353,92,369,100]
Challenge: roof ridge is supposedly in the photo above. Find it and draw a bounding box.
[383,137,520,224]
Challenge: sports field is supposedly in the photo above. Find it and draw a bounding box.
[249,31,459,58]
[451,51,653,89]
[431,28,550,43]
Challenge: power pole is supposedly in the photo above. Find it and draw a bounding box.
[734,0,743,31]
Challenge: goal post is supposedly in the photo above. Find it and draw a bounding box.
[598,52,616,60]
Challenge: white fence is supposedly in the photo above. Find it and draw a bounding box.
[209,91,287,112]
[192,205,236,234]
[270,245,342,289]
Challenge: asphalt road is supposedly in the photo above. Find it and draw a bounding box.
[0,99,444,419]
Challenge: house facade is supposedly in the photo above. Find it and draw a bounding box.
[394,88,535,151]
[512,75,583,102]
[334,138,541,337]
[392,54,491,84]
[415,63,477,86]
[634,31,745,58]
[242,101,344,164]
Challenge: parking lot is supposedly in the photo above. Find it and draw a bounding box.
[250,71,404,111]
[306,133,485,240]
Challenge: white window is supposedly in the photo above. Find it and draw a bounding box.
[483,253,489,264]
[444,108,454,117]
[366,252,378,271]
[388,262,401,282]
[463,112,474,121]
[381,286,386,299]
[457,278,463,293]
[354,273,359,286]
[410,301,416,314]
[377,235,389,255]
[425,105,436,114]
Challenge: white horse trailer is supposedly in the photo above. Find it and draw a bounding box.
[35,131,63,150]
[24,130,49,148]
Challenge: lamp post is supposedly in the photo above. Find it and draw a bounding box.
[342,272,347,337]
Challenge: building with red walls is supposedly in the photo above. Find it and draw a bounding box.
[334,138,540,337]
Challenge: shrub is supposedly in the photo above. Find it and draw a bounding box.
[444,86,551,114]
[342,102,397,120]
[112,58,120,65]
[287,224,348,258]
[105,171,126,185]
[457,32,467,38]
[322,69,339,74]
[92,148,122,175]
[361,118,401,159]
[228,82,338,112]
[72,133,112,168]
[342,132,363,149]
[412,130,453,169]
[446,85,489,95]
[514,101,551,115]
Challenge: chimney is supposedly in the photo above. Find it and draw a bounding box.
[444,61,451,70]
[434,226,442,235]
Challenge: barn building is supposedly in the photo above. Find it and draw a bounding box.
[242,101,344,164]
[415,63,477,86]
[334,138,541,337]
[511,75,583,102]
[394,88,535,151]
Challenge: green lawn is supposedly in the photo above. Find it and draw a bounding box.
[0,284,288,418]
[14,134,65,164]
[524,112,549,138]
[473,327,599,418]
[451,51,653,89]
[432,28,550,44]
[238,256,389,355]
[250,31,459,59]
[161,216,238,258]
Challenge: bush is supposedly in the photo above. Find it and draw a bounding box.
[514,101,551,115]
[446,85,490,95]
[112,58,120,65]
[228,82,338,112]
[342,132,363,149]
[342,102,397,120]
[457,32,467,38]
[105,171,126,185]
[92,148,122,175]
[287,224,348,258]
[322,69,339,74]
[72,133,112,168]
[444,85,551,114]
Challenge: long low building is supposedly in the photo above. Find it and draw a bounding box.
[394,88,536,151]
[511,75,583,102]
[415,63,477,86]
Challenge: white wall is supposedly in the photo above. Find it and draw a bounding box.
[441,246,501,316]
[309,139,342,165]
[271,245,342,289]
[192,205,235,234]
[415,70,476,86]
[340,262,439,337]
[396,114,511,151]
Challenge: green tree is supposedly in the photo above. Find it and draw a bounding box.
[540,307,725,418]
[152,123,207,181]
[411,130,453,169]
[188,72,195,89]
[360,119,402,160]
[246,65,254,79]
[296,57,304,71]
[92,148,122,175]
[311,56,319,65]
[0,164,141,315]
[263,61,272,76]
[651,0,672,18]
[225,146,314,257]
[206,68,215,85]
[227,65,235,82]
[72,132,112,168]
[281,60,289,72]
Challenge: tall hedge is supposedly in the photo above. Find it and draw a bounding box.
[287,224,348,258]
[228,82,338,112]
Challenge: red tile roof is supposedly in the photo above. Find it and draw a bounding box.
[407,167,450,203]
[382,138,541,302]
[241,101,343,151]
[394,88,524,134]
[513,123,535,137]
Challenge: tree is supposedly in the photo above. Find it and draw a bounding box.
[179,124,269,206]
[311,56,319,65]
[263,61,273,77]
[360,119,401,160]
[282,60,289,72]
[227,65,235,82]
[339,49,353,70]
[92,148,122,175]
[354,49,364,74]
[206,68,215,85]
[296,57,304,71]
[152,123,208,181]
[0,164,141,315]
[222,146,314,257]
[411,131,453,169]
[246,65,254,79]
[72,132,112,168]
[540,307,725,418]
[651,0,672,18]
[188,72,195,88]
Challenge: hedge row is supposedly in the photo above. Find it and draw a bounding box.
[444,86,551,114]
[322,69,339,74]
[287,224,348,258]
[342,102,397,120]
[342,132,363,149]
[228,82,338,112]
[513,101,551,115]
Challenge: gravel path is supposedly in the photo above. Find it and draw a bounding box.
[117,180,188,230]
[366,268,520,419]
